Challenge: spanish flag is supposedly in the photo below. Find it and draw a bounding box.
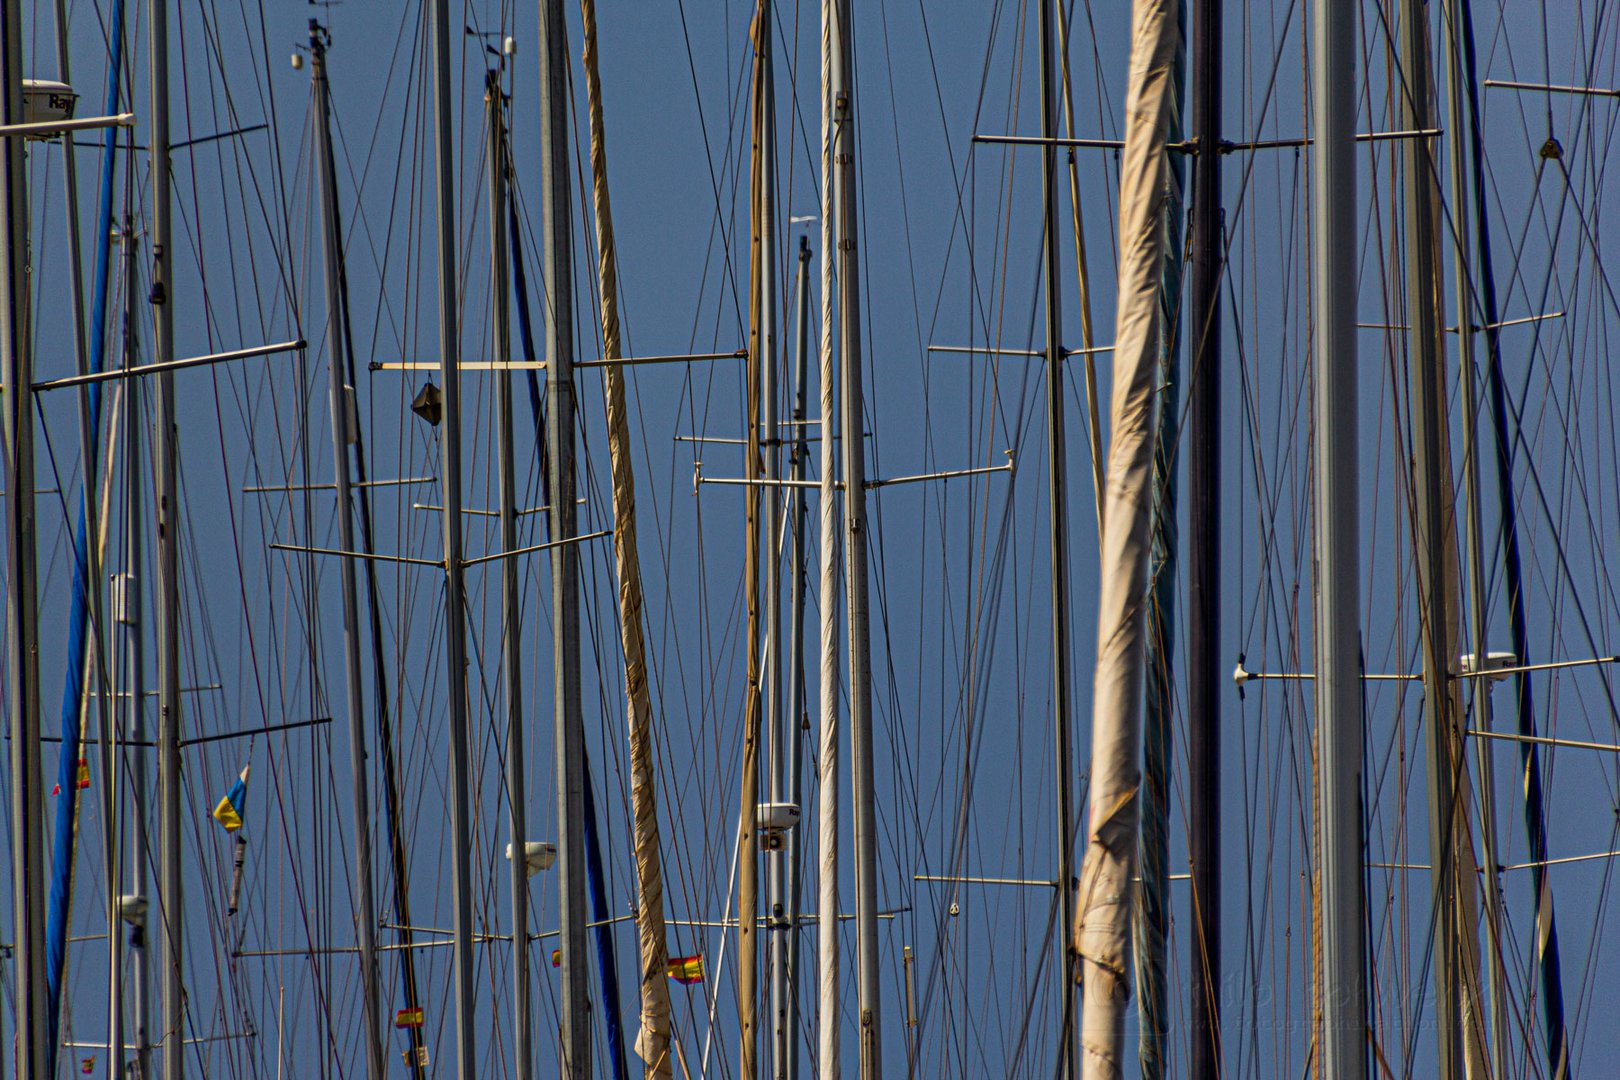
[80,1057,95,1075]
[212,764,250,832]
[394,1007,424,1029]
[551,948,562,968]
[667,954,705,985]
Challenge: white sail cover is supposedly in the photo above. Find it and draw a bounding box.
[579,1,674,1074]
[1075,0,1180,1075]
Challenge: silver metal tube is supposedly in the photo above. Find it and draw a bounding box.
[310,27,386,1079]
[0,112,135,137]
[1396,5,1461,1075]
[773,237,811,1080]
[741,9,771,1074]
[53,0,120,1070]
[1311,0,1366,1073]
[147,0,186,1074]
[1482,79,1620,98]
[829,0,882,1072]
[487,65,534,1080]
[1441,6,1509,1074]
[1038,0,1077,1072]
[756,13,789,1078]
[539,0,591,1071]
[425,1,479,1074]
[32,338,305,391]
[816,1,843,1067]
[121,220,153,1080]
[1,2,46,1073]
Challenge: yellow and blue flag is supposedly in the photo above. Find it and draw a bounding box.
[212,764,250,832]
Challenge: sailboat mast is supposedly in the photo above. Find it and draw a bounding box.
[65,0,128,1066]
[1310,0,1365,1073]
[486,62,535,1080]
[424,0,479,1072]
[1440,2,1569,1073]
[120,218,154,1080]
[773,235,812,1080]
[146,0,188,1073]
[311,35,428,1074]
[1442,130,1511,1080]
[309,24,386,1079]
[1036,1,1078,1074]
[743,3,773,1074]
[1,0,46,1072]
[827,0,883,1072]
[538,0,592,1071]
[116,216,155,1080]
[815,1,843,1067]
[43,0,113,1055]
[1392,4,1490,1075]
[759,23,793,1080]
[1186,0,1222,1070]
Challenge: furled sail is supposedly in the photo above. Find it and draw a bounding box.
[1075,0,1180,1075]
[578,1,675,1074]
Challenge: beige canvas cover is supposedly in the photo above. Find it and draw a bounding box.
[1075,0,1180,1076]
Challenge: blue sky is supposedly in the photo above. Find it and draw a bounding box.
[7,0,1620,1077]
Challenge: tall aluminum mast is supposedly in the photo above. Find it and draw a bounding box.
[1036,0,1077,1073]
[1311,0,1367,1074]
[309,24,387,1079]
[815,3,843,1068]
[1,3,47,1074]
[120,220,154,1080]
[741,3,776,1074]
[772,236,813,1080]
[1392,3,1490,1075]
[424,0,480,1073]
[147,0,187,1073]
[487,60,536,1080]
[1441,0,1570,1073]
[539,0,592,1072]
[1186,0,1224,1070]
[826,1,883,1073]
